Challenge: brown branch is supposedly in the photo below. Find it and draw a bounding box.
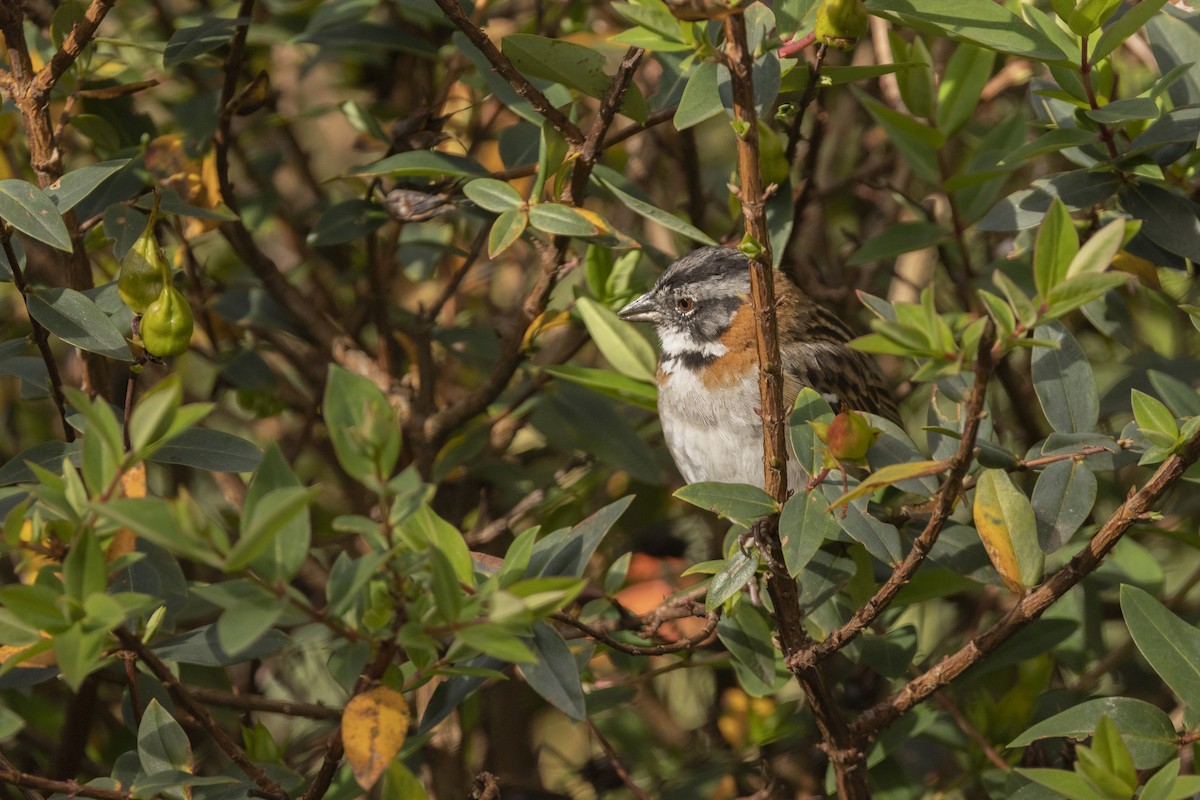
[851,428,1200,742]
[114,631,291,800]
[554,609,718,656]
[32,0,117,96]
[2,227,74,441]
[430,0,584,145]
[723,15,868,800]
[182,686,343,721]
[0,767,127,800]
[794,323,996,668]
[1080,36,1120,160]
[586,720,654,800]
[565,46,645,204]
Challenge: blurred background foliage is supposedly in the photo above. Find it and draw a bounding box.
[0,0,1197,798]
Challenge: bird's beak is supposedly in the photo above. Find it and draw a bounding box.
[617,292,658,323]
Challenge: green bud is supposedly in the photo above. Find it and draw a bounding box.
[815,0,869,51]
[140,284,194,358]
[118,220,170,314]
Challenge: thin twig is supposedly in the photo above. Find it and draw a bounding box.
[0,767,126,800]
[429,0,584,144]
[114,631,291,800]
[2,227,74,441]
[794,323,996,668]
[586,721,654,800]
[554,610,718,657]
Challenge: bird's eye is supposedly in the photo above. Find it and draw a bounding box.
[676,296,695,313]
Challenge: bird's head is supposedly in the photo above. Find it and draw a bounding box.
[617,246,751,361]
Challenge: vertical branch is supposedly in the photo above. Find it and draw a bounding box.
[722,15,869,799]
[2,227,74,441]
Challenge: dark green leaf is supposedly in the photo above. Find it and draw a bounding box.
[593,169,717,245]
[26,288,131,361]
[464,178,524,213]
[164,15,246,69]
[307,200,388,246]
[149,428,263,472]
[779,490,838,576]
[1002,128,1099,165]
[352,151,487,179]
[1121,584,1200,713]
[44,160,130,213]
[1030,322,1098,433]
[674,482,778,526]
[0,441,81,485]
[854,90,944,183]
[1147,371,1200,418]
[528,496,633,578]
[1093,0,1169,62]
[0,179,72,251]
[707,549,759,609]
[152,624,291,666]
[1085,97,1160,124]
[541,364,657,411]
[1010,696,1177,769]
[137,700,192,778]
[936,44,996,136]
[1032,459,1097,553]
[717,604,779,695]
[1119,183,1200,262]
[518,622,586,719]
[502,34,647,123]
[847,221,947,266]
[488,208,527,257]
[527,203,605,237]
[323,365,401,487]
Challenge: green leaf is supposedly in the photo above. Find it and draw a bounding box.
[1084,96,1160,125]
[307,200,388,246]
[674,61,722,130]
[163,14,246,68]
[1121,584,1200,713]
[62,530,105,604]
[456,624,535,663]
[1001,127,1099,165]
[854,90,944,184]
[576,296,657,382]
[593,169,717,245]
[865,0,1069,61]
[527,496,632,578]
[1066,218,1125,278]
[1032,459,1097,553]
[245,444,311,582]
[1030,322,1098,433]
[1148,371,1200,417]
[351,151,487,179]
[152,624,291,666]
[517,622,585,719]
[527,203,605,237]
[26,288,132,361]
[0,179,72,251]
[1118,183,1200,263]
[1033,199,1079,297]
[707,549,759,609]
[488,208,527,257]
[54,623,107,691]
[936,44,996,136]
[674,482,778,526]
[779,490,839,576]
[973,468,1044,592]
[464,178,524,213]
[1015,768,1109,800]
[149,429,262,472]
[847,221,947,266]
[138,700,192,781]
[1091,715,1137,791]
[1011,697,1177,770]
[1092,0,1169,62]
[1067,0,1123,36]
[323,365,401,487]
[542,364,657,411]
[1131,389,1179,448]
[227,486,317,571]
[1044,272,1130,318]
[717,603,779,695]
[401,504,473,584]
[45,160,130,213]
[502,34,647,123]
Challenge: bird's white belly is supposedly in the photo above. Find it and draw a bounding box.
[658,368,769,487]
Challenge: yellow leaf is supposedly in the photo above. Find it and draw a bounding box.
[521,310,571,351]
[342,686,410,790]
[108,463,146,563]
[827,459,949,509]
[17,520,55,583]
[0,638,56,668]
[973,469,1043,593]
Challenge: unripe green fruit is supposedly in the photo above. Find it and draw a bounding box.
[118,223,169,313]
[140,284,193,358]
[826,409,876,461]
[815,0,869,51]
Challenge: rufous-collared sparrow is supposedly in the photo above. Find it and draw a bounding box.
[618,246,897,488]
